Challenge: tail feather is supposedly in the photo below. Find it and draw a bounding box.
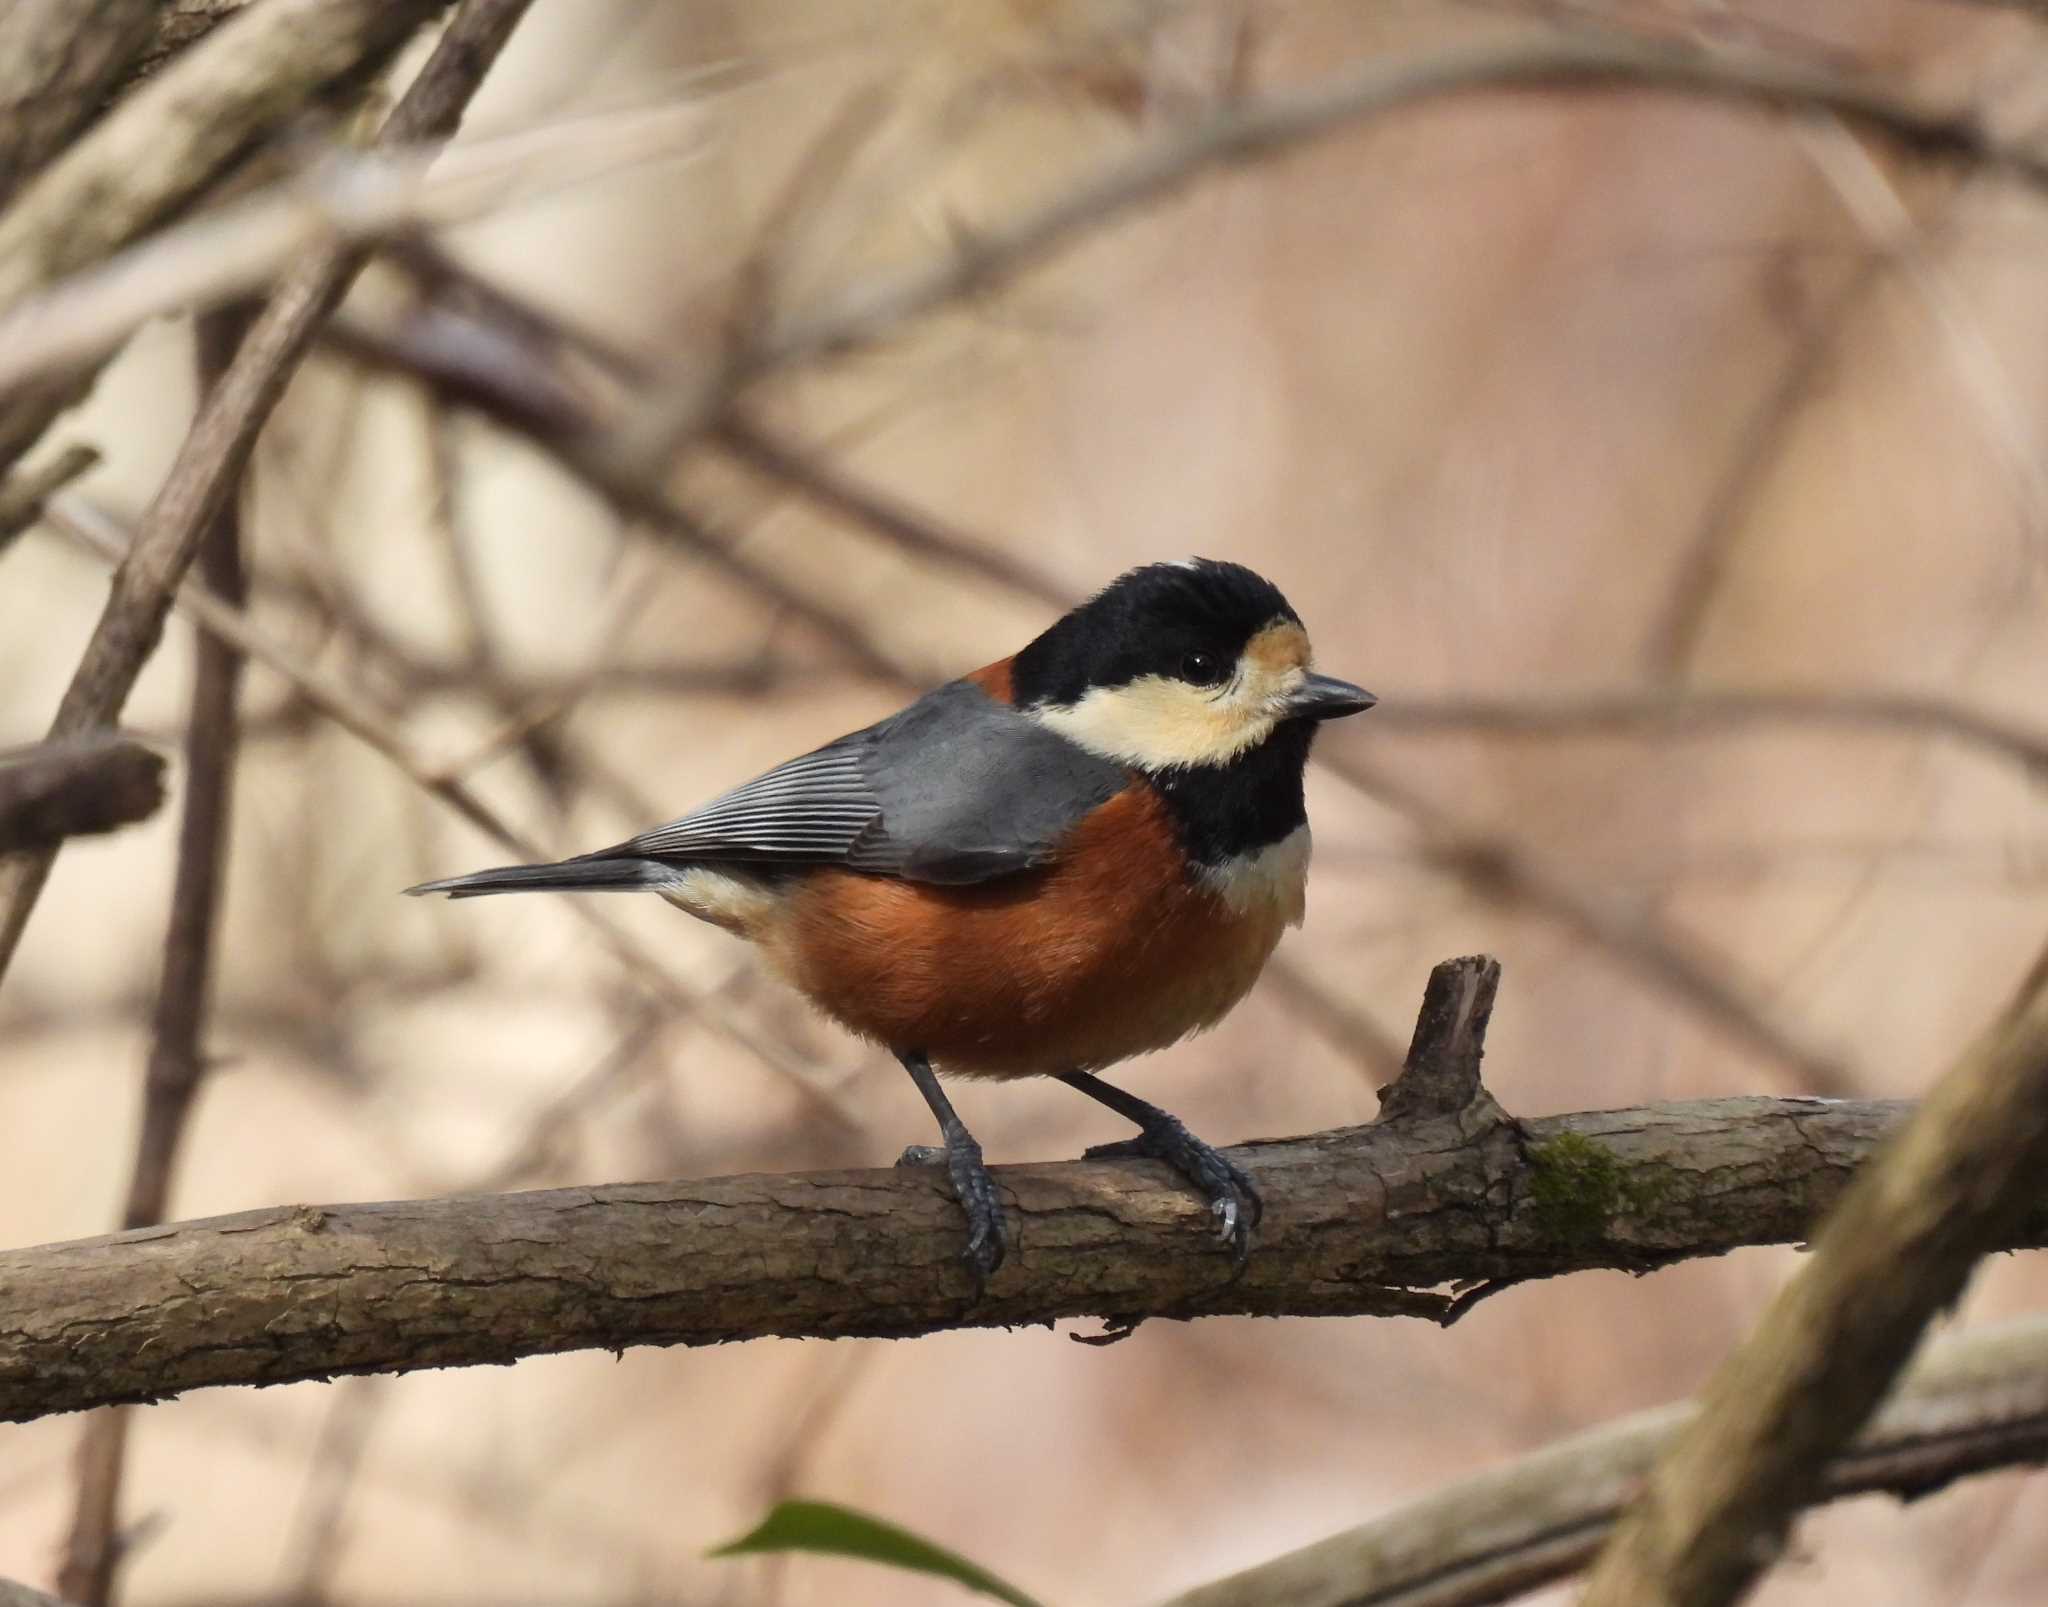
[405,856,671,899]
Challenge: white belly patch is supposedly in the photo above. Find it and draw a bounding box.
[1195,824,1310,926]
[657,865,777,935]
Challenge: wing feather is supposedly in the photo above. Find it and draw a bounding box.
[582,681,1128,884]
[613,742,878,863]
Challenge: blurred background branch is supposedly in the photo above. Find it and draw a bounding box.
[1165,1313,2048,1607]
[0,0,532,990]
[0,0,455,471]
[55,308,253,1607]
[0,2,160,215]
[0,735,163,854]
[1583,949,2048,1604]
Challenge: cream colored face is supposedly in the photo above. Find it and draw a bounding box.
[1031,619,1314,770]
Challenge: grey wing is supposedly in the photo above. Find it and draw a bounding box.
[601,680,1128,885]
[608,736,880,866]
[846,680,1129,884]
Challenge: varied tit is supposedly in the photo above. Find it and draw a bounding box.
[409,559,1374,1280]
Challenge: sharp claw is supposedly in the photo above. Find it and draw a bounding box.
[1212,1195,1238,1242]
[1084,1115,1261,1262]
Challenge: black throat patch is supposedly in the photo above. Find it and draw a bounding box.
[1144,720,1314,869]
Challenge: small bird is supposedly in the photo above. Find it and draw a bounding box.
[408,559,1373,1279]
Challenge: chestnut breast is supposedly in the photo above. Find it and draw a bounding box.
[763,784,1302,1076]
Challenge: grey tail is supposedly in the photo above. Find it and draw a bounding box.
[404,855,671,900]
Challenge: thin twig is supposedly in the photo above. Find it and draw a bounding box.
[316,307,949,687]
[279,1379,387,1596]
[0,443,99,558]
[0,97,720,398]
[1370,689,2048,778]
[0,0,458,474]
[1326,749,1856,1094]
[343,253,2048,804]
[1643,268,1892,677]
[378,228,1073,616]
[1801,121,2048,561]
[50,1409,128,1607]
[53,317,269,1600]
[55,307,252,1607]
[40,495,860,1130]
[609,32,2048,475]
[0,0,539,993]
[710,415,1075,606]
[126,308,253,1232]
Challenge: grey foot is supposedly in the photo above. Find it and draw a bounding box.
[1086,1118,1261,1264]
[897,1139,1006,1284]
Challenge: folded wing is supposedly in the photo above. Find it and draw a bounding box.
[607,680,1129,885]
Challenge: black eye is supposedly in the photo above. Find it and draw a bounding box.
[1179,650,1225,685]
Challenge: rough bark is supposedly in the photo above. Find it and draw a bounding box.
[1,1090,2034,1426]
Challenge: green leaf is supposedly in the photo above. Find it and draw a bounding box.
[710,1498,1049,1607]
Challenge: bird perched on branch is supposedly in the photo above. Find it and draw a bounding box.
[409,559,1373,1282]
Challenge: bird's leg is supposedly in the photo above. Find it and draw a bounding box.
[894,1050,1005,1285]
[1058,1070,1261,1263]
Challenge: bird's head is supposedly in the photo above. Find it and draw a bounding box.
[1011,558,1373,773]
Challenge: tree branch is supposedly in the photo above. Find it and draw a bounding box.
[609,32,2048,477]
[0,0,535,992]
[1368,689,2048,778]
[0,0,454,475]
[0,735,164,853]
[3,956,2044,1427]
[1581,949,2048,1604]
[125,4,265,91]
[0,97,717,400]
[56,306,253,1607]
[0,443,99,558]
[40,493,861,1130]
[1328,750,1856,1095]
[0,1,160,213]
[1,33,2039,465]
[1162,1315,2048,1607]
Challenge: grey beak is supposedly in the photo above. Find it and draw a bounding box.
[1288,673,1376,721]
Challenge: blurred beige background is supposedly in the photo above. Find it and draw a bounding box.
[5,1,2048,1602]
